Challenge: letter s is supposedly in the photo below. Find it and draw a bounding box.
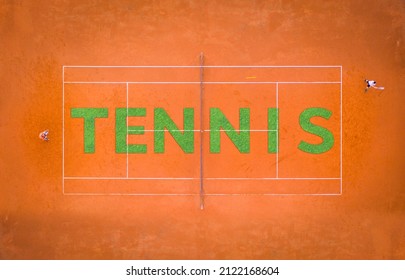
[298,107,334,154]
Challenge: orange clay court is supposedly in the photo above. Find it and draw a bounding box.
[0,0,404,259]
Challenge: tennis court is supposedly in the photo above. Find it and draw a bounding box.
[0,0,404,259]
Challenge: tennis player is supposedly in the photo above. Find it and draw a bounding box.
[365,79,384,92]
[39,129,49,141]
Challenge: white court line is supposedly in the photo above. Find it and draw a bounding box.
[64,177,340,180]
[64,177,197,180]
[62,193,342,196]
[64,81,197,84]
[206,81,341,84]
[127,130,279,132]
[204,129,278,132]
[62,66,65,195]
[207,193,342,196]
[276,82,279,178]
[199,53,205,210]
[340,66,343,195]
[126,82,129,179]
[64,65,343,68]
[64,193,199,196]
[63,81,341,84]
[208,193,342,196]
[205,177,341,180]
[129,129,200,132]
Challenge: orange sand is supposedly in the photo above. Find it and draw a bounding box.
[0,0,404,259]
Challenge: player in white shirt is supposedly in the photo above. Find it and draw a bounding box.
[365,79,384,92]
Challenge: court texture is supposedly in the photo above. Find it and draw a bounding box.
[1,0,404,259]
